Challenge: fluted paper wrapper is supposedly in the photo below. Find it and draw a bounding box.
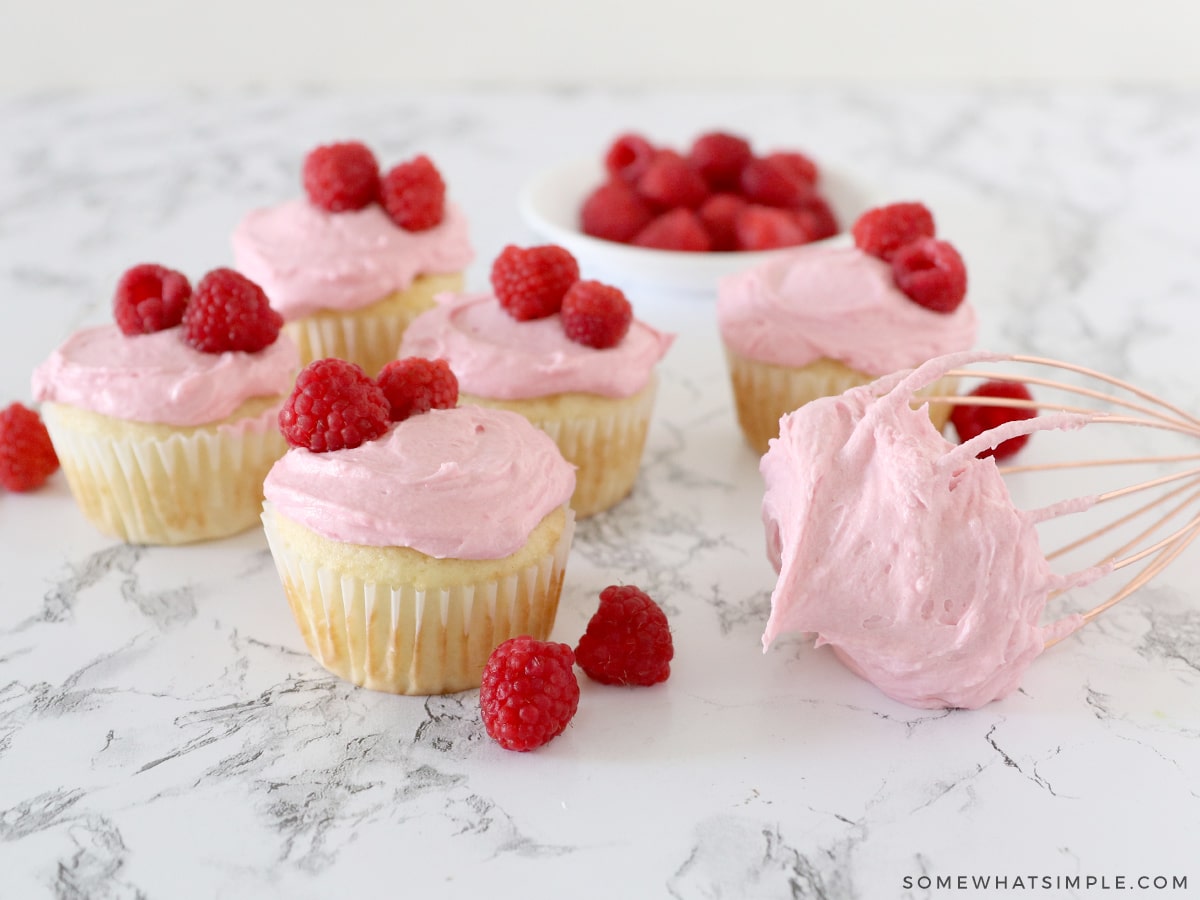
[261,503,575,695]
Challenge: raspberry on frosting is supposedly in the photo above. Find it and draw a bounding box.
[951,381,1038,460]
[490,244,581,321]
[377,357,458,422]
[891,238,968,314]
[0,402,59,492]
[560,280,633,349]
[852,202,936,262]
[480,636,580,752]
[182,269,283,354]
[113,264,192,336]
[380,154,446,232]
[302,141,380,213]
[575,585,674,686]
[279,358,391,452]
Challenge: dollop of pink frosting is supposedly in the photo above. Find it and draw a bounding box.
[717,244,977,373]
[399,293,674,400]
[760,350,1108,709]
[31,324,300,426]
[262,406,576,559]
[231,200,474,320]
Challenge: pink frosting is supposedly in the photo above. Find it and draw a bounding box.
[717,244,977,373]
[760,351,1109,709]
[399,293,674,400]
[262,406,575,559]
[31,324,300,427]
[231,200,474,320]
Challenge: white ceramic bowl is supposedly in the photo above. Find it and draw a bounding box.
[518,158,874,294]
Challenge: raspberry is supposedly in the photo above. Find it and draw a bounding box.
[479,636,580,752]
[182,269,282,354]
[739,156,814,208]
[688,131,753,191]
[698,193,749,251]
[560,280,633,349]
[763,150,819,187]
[951,381,1037,460]
[635,150,708,210]
[793,196,840,241]
[302,141,380,213]
[891,238,968,313]
[490,244,580,321]
[735,205,812,251]
[377,357,458,422]
[631,208,712,252]
[0,403,59,492]
[580,180,656,244]
[852,202,936,262]
[278,358,390,452]
[575,585,673,686]
[113,264,192,336]
[604,133,656,183]
[380,154,445,231]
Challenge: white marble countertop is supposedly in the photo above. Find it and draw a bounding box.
[1,89,1198,899]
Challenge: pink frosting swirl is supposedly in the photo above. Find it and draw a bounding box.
[262,406,576,559]
[231,200,474,320]
[31,324,300,426]
[717,244,977,373]
[399,293,674,400]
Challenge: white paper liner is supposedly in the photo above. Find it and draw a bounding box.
[261,503,576,695]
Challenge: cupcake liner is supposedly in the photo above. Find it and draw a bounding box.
[261,503,576,695]
[43,402,288,545]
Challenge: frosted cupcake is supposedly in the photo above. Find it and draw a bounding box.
[233,141,474,375]
[261,357,576,695]
[32,265,298,544]
[717,202,976,454]
[400,245,674,518]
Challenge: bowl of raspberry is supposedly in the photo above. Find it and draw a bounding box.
[518,131,872,293]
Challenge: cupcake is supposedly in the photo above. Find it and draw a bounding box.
[717,202,977,454]
[399,245,674,518]
[232,141,474,375]
[261,358,576,695]
[31,265,299,545]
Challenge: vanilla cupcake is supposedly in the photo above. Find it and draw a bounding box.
[32,266,298,545]
[233,142,473,375]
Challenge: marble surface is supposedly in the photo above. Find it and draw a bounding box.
[1,89,1198,899]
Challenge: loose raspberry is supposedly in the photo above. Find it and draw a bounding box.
[734,205,812,251]
[852,202,936,262]
[302,141,380,212]
[688,131,753,191]
[891,238,968,313]
[490,244,580,321]
[951,381,1037,460]
[698,193,749,251]
[182,269,282,354]
[575,585,673,686]
[560,280,633,349]
[580,180,656,244]
[278,358,390,452]
[739,156,814,208]
[631,208,712,252]
[604,133,657,183]
[793,195,840,241]
[635,150,709,211]
[380,154,445,231]
[0,403,59,492]
[763,150,819,187]
[113,264,192,336]
[480,636,580,752]
[377,357,458,422]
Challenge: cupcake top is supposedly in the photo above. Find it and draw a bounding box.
[717,243,977,375]
[263,405,576,559]
[400,292,674,400]
[31,324,300,427]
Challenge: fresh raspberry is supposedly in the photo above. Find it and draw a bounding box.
[302,141,380,212]
[580,180,656,244]
[635,150,709,210]
[763,150,819,187]
[734,205,812,251]
[479,636,580,752]
[182,269,282,354]
[793,195,840,241]
[698,193,749,251]
[891,238,968,313]
[575,585,673,686]
[490,244,580,320]
[631,208,712,252]
[0,403,59,492]
[852,202,936,261]
[688,131,753,191]
[377,357,458,422]
[380,154,445,231]
[604,133,657,183]
[739,156,815,208]
[113,264,192,336]
[560,280,633,349]
[951,381,1037,460]
[278,358,390,452]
